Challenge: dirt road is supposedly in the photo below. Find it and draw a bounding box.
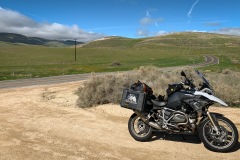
[0,82,239,160]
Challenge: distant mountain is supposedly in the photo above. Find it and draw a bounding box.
[0,33,84,46]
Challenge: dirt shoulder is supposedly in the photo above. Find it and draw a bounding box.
[0,82,239,160]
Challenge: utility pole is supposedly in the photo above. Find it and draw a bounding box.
[75,39,77,62]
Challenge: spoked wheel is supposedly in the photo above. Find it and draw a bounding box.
[128,113,153,142]
[199,116,239,152]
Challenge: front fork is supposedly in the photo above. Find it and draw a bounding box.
[206,111,221,135]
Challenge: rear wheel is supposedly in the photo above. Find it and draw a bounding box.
[128,113,153,142]
[199,116,238,152]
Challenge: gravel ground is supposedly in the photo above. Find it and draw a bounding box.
[0,82,239,160]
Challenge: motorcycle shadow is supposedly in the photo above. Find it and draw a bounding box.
[151,131,240,152]
[231,142,240,152]
[151,131,201,144]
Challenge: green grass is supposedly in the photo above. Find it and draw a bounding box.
[0,46,201,80]
[0,32,240,80]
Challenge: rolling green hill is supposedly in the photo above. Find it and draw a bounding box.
[81,32,240,71]
[82,36,142,48]
[0,32,239,80]
[82,32,240,49]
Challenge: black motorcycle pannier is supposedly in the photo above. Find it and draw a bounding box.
[120,89,146,112]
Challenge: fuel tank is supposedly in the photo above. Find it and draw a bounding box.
[166,91,194,110]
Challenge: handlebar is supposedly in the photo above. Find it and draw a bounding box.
[199,88,213,94]
[180,70,213,94]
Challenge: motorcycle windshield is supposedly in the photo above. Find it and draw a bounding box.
[195,70,211,89]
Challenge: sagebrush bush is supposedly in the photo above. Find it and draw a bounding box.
[76,66,240,108]
[76,73,132,108]
[207,71,240,106]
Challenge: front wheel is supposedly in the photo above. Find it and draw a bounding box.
[198,115,239,152]
[128,113,153,142]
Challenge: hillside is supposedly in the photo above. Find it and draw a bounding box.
[2,32,240,49]
[82,32,240,49]
[80,32,240,72]
[82,36,142,48]
[0,33,83,47]
[0,32,240,80]
[136,32,240,48]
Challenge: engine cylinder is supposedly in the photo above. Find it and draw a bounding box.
[173,114,186,123]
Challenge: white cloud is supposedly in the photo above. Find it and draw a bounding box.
[136,29,149,37]
[155,30,167,36]
[213,28,240,36]
[188,30,206,33]
[0,7,38,28]
[137,8,164,37]
[0,7,105,42]
[140,17,153,25]
[140,9,163,26]
[140,17,163,26]
[136,29,168,37]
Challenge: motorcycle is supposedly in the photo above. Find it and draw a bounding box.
[120,70,239,152]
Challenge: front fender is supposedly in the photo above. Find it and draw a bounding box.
[194,91,228,106]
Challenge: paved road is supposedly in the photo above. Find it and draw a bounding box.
[0,55,219,89]
[0,72,113,89]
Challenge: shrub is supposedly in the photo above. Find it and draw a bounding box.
[76,66,240,108]
[76,73,132,108]
[207,70,240,106]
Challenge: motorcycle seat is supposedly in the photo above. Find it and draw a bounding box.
[151,99,167,107]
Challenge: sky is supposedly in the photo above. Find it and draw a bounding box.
[0,0,240,42]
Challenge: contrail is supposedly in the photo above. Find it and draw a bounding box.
[187,0,200,18]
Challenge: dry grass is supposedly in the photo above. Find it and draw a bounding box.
[76,73,132,108]
[76,66,240,108]
[208,69,240,106]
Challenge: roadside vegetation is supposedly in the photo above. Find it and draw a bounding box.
[76,66,240,108]
[1,32,240,80]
